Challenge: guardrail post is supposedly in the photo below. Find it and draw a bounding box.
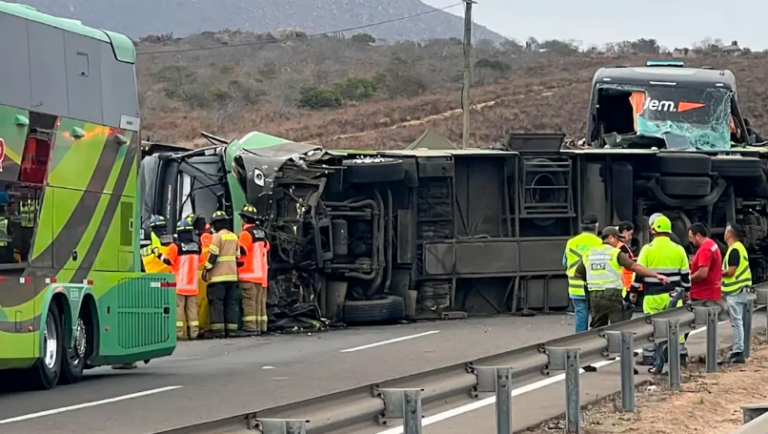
[380,388,423,434]
[707,307,719,373]
[473,366,513,434]
[667,319,681,389]
[606,331,635,412]
[744,299,754,359]
[565,348,580,433]
[259,419,308,434]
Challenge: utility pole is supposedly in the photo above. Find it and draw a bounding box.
[461,0,474,149]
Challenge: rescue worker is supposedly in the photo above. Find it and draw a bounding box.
[630,215,691,374]
[0,204,13,264]
[564,213,602,332]
[575,226,668,327]
[158,219,202,340]
[141,215,172,274]
[648,213,682,245]
[721,223,751,364]
[201,210,242,339]
[237,204,271,336]
[190,214,213,335]
[617,221,637,320]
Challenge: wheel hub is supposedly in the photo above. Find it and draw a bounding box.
[75,318,87,359]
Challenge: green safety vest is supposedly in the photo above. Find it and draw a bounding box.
[565,232,603,297]
[583,244,624,291]
[722,241,751,295]
[633,236,690,296]
[20,199,37,228]
[0,218,8,247]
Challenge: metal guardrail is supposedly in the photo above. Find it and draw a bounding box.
[161,288,768,434]
[732,404,768,434]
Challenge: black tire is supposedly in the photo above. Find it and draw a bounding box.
[654,153,712,175]
[26,307,63,390]
[711,156,763,177]
[343,296,405,325]
[658,176,711,197]
[60,310,89,385]
[343,157,405,183]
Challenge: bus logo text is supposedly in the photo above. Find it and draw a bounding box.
[643,99,706,113]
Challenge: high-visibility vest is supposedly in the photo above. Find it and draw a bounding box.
[20,199,36,228]
[583,244,624,292]
[722,241,751,295]
[565,232,602,297]
[617,241,636,297]
[632,236,690,296]
[199,231,213,269]
[238,224,270,286]
[0,218,9,247]
[172,241,202,296]
[142,231,172,274]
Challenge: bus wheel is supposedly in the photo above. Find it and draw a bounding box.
[27,307,63,390]
[60,314,88,385]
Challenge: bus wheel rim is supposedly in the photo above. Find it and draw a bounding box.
[44,314,58,370]
[75,318,86,359]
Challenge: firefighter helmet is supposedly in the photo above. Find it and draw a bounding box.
[149,215,166,228]
[239,204,259,220]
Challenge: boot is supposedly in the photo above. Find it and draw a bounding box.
[201,331,225,340]
[729,352,746,364]
[227,330,250,338]
[241,330,260,337]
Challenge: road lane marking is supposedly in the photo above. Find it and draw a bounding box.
[0,385,183,425]
[374,322,719,433]
[340,331,441,353]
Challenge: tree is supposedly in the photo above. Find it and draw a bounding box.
[540,39,579,55]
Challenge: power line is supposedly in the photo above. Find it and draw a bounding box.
[136,2,464,56]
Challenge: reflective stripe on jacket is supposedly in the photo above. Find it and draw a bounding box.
[238,224,270,286]
[166,241,202,295]
[0,218,8,247]
[583,244,623,291]
[564,232,603,297]
[206,230,239,283]
[631,236,690,296]
[722,241,751,295]
[617,241,636,296]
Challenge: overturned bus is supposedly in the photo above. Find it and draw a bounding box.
[140,61,768,326]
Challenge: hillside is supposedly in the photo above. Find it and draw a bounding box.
[132,32,768,149]
[18,0,504,41]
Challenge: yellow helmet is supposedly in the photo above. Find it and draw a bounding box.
[652,215,672,234]
[210,210,229,223]
[239,204,258,220]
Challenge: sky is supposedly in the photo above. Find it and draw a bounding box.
[423,0,766,50]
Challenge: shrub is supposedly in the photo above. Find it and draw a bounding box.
[298,86,343,109]
[332,77,379,101]
[351,33,376,45]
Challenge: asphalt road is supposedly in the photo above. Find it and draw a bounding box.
[0,313,576,434]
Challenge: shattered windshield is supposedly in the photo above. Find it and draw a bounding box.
[600,84,733,150]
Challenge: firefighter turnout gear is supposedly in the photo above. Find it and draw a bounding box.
[565,232,603,297]
[238,205,271,334]
[161,219,202,339]
[203,211,241,337]
[722,241,752,295]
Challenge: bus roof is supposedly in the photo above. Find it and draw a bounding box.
[0,1,135,63]
[593,66,737,92]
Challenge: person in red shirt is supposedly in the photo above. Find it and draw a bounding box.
[688,223,723,302]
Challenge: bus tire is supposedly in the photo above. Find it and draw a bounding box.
[27,307,63,390]
[60,311,89,385]
[659,176,711,197]
[654,153,711,175]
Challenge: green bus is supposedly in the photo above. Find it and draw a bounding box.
[0,1,176,390]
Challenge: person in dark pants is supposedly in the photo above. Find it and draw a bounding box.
[201,211,245,339]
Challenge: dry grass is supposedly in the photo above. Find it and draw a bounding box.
[136,34,768,149]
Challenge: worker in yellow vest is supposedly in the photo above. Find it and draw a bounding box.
[141,215,172,274]
[722,223,752,364]
[564,213,602,332]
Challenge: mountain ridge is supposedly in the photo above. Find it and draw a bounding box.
[15,0,506,41]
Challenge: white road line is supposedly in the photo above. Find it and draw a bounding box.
[0,385,183,425]
[340,331,441,353]
[375,322,723,434]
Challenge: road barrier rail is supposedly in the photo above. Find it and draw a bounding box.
[160,288,768,434]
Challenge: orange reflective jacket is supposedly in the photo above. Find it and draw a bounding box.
[238,224,270,286]
[617,241,637,291]
[166,242,201,296]
[199,232,213,269]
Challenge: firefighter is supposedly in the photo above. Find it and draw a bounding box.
[158,219,201,340]
[721,223,751,364]
[575,227,668,327]
[201,210,243,339]
[564,213,602,332]
[630,215,690,374]
[141,215,172,274]
[237,204,271,336]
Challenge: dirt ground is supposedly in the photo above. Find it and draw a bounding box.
[580,340,768,434]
